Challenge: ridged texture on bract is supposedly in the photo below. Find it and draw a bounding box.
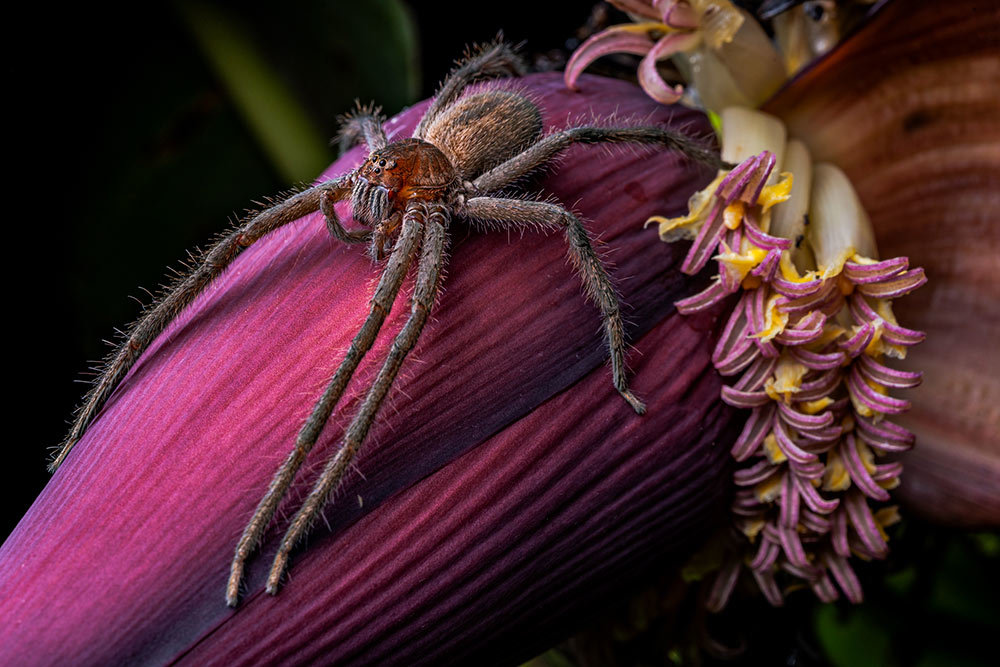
[0,73,736,665]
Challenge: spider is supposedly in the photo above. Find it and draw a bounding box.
[50,41,721,607]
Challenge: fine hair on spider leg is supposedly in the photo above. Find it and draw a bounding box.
[336,101,388,155]
[53,38,723,608]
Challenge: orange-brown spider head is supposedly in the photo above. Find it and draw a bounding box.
[355,139,456,215]
[353,138,457,260]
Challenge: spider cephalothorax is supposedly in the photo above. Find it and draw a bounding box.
[51,41,722,607]
[350,139,454,258]
[348,89,544,259]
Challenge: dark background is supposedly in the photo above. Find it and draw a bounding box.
[5,2,997,665]
[6,0,578,535]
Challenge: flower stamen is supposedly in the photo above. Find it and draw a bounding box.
[660,107,926,609]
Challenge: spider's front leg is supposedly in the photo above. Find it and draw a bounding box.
[226,200,426,607]
[52,177,353,472]
[458,196,646,414]
[265,200,450,596]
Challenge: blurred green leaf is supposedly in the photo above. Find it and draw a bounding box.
[177,0,420,183]
[883,565,916,596]
[814,605,891,667]
[520,649,575,667]
[971,531,999,558]
[179,1,333,182]
[927,538,1000,626]
[915,649,990,667]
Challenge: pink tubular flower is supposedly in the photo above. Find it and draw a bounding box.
[764,0,1000,527]
[565,1,785,109]
[653,120,926,607]
[0,74,736,664]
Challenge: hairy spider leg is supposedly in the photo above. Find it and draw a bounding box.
[51,179,351,472]
[413,39,526,140]
[457,196,647,414]
[320,188,371,244]
[472,125,723,194]
[337,102,389,155]
[265,201,449,596]
[225,200,428,607]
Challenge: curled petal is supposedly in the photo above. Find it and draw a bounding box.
[848,296,926,347]
[712,292,753,364]
[774,309,825,346]
[778,525,809,568]
[777,401,833,431]
[739,153,776,205]
[705,558,742,613]
[855,267,927,299]
[800,508,833,533]
[743,218,792,251]
[778,279,838,315]
[682,203,727,274]
[773,418,817,466]
[839,322,876,358]
[565,24,658,91]
[731,403,775,461]
[734,457,779,486]
[777,472,800,529]
[840,434,891,502]
[843,256,909,284]
[733,354,778,392]
[717,153,760,201]
[610,0,662,20]
[795,476,840,515]
[675,278,730,313]
[796,423,842,446]
[847,367,911,415]
[811,571,840,603]
[792,460,826,481]
[831,507,851,558]
[855,416,915,454]
[795,369,841,402]
[873,461,904,482]
[721,385,770,408]
[772,270,826,298]
[844,490,889,559]
[749,248,781,282]
[749,533,781,572]
[715,339,759,376]
[790,346,845,371]
[751,567,784,607]
[856,353,922,389]
[823,552,863,604]
[637,32,702,104]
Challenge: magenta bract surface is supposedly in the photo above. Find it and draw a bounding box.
[1,73,736,665]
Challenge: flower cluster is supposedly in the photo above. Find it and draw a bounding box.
[651,108,927,607]
[564,0,785,110]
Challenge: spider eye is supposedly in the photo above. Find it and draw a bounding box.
[373,167,381,174]
[804,1,826,20]
[378,159,386,167]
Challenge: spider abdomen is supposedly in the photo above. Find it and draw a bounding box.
[422,90,543,180]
